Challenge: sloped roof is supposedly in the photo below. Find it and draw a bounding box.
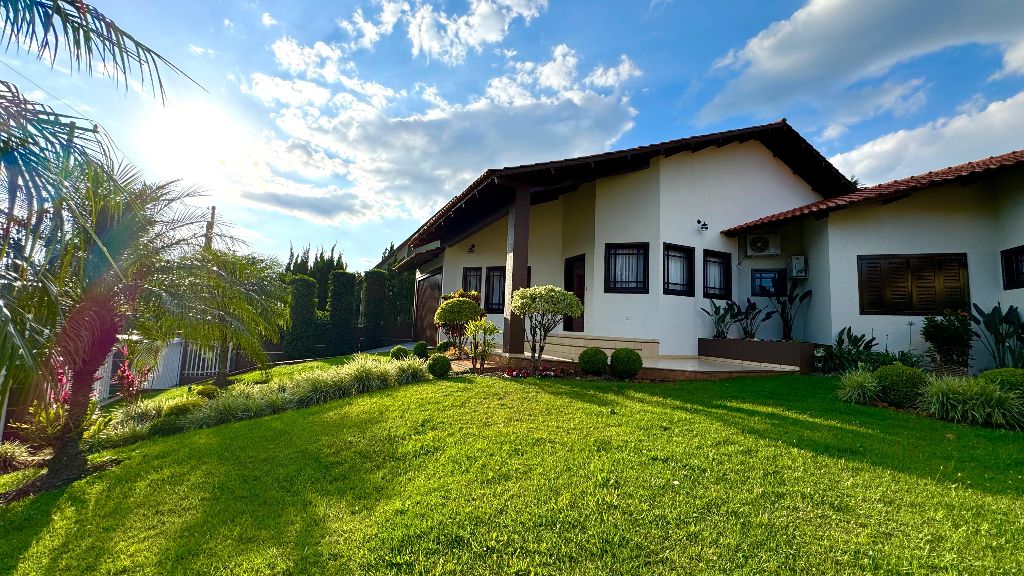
[723,148,1024,236]
[406,119,855,248]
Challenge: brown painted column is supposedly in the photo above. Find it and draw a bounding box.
[503,184,530,354]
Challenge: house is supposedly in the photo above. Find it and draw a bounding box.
[393,119,1023,372]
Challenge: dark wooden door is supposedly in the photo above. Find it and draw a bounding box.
[414,270,442,343]
[564,255,585,332]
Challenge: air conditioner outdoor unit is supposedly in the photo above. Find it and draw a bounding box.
[746,234,781,256]
[789,255,808,278]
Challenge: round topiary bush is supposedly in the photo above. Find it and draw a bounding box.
[412,341,429,358]
[578,347,608,376]
[193,384,220,399]
[436,340,452,353]
[873,363,928,409]
[610,348,643,380]
[390,345,410,360]
[427,353,452,378]
[980,368,1024,394]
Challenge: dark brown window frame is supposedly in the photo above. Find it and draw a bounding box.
[604,242,650,294]
[703,249,732,300]
[1002,245,1024,290]
[857,253,969,316]
[484,266,506,314]
[462,266,482,293]
[663,243,695,297]
[751,268,787,298]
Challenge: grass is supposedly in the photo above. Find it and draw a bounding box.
[2,369,1023,574]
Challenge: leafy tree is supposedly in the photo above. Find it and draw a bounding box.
[509,286,582,370]
[467,318,500,371]
[283,276,318,360]
[361,269,388,349]
[328,270,359,354]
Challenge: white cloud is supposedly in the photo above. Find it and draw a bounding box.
[188,44,216,57]
[585,55,642,88]
[702,0,1024,128]
[830,90,1024,184]
[536,44,577,91]
[270,37,400,109]
[223,18,234,30]
[339,1,410,51]
[261,12,278,27]
[242,74,333,107]
[407,0,548,65]
[992,39,1024,79]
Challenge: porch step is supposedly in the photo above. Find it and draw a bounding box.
[540,334,660,360]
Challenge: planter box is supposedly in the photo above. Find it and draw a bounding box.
[698,338,815,374]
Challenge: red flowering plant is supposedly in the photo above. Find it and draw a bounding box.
[503,366,571,379]
[112,348,150,403]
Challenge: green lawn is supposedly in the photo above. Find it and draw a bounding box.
[2,370,1023,574]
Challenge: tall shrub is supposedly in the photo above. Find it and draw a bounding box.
[328,270,359,355]
[510,285,583,371]
[361,269,388,350]
[921,310,972,371]
[434,298,484,356]
[283,275,318,359]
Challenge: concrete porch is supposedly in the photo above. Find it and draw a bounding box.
[493,351,796,382]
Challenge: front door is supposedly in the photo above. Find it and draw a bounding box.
[564,255,585,332]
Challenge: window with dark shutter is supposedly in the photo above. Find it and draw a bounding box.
[462,267,482,293]
[857,254,968,315]
[703,249,732,299]
[484,267,505,313]
[605,243,649,293]
[1002,245,1024,290]
[663,243,695,296]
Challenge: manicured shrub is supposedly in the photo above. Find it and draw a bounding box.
[434,297,484,356]
[182,385,289,430]
[873,364,928,409]
[836,370,878,405]
[391,357,431,385]
[361,269,388,350]
[342,354,395,393]
[390,345,410,360]
[328,270,359,355]
[578,347,608,376]
[286,366,354,408]
[436,340,452,353]
[610,348,643,380]
[427,353,452,378]
[283,275,319,360]
[510,285,583,370]
[0,440,34,473]
[980,368,1024,394]
[413,341,429,358]
[193,384,220,399]
[920,376,1024,429]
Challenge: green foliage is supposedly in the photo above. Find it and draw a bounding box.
[413,341,429,358]
[11,401,66,449]
[467,318,500,370]
[391,357,430,385]
[873,364,927,409]
[384,267,415,324]
[390,346,411,360]
[815,327,880,373]
[286,366,355,408]
[160,398,208,420]
[193,384,220,399]
[427,353,452,378]
[736,298,776,339]
[285,245,347,311]
[328,270,360,355]
[920,376,1024,429]
[436,340,453,353]
[361,269,389,349]
[837,370,879,405]
[578,347,608,376]
[434,297,484,355]
[769,280,812,341]
[442,289,481,305]
[609,348,643,380]
[921,311,973,370]
[182,384,291,430]
[510,285,583,370]
[700,299,741,339]
[283,275,319,360]
[0,440,34,473]
[970,303,1024,368]
[344,354,396,394]
[979,368,1024,394]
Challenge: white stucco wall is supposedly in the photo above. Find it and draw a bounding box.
[825,181,1002,364]
[800,217,832,344]
[996,175,1024,310]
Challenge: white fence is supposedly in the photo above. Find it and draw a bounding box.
[92,339,234,403]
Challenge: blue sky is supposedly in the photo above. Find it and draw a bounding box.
[5,0,1024,269]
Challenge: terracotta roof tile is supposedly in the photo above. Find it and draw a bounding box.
[723,148,1024,235]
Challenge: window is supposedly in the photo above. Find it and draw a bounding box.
[703,249,732,299]
[605,243,649,293]
[462,267,482,293]
[751,269,787,297]
[858,254,968,315]
[484,266,506,313]
[663,243,695,296]
[1002,245,1024,290]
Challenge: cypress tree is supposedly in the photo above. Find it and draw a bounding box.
[361,269,388,350]
[328,270,359,354]
[283,275,318,359]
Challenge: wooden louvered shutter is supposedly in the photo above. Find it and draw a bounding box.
[910,257,939,313]
[883,258,911,312]
[858,257,885,313]
[936,256,968,311]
